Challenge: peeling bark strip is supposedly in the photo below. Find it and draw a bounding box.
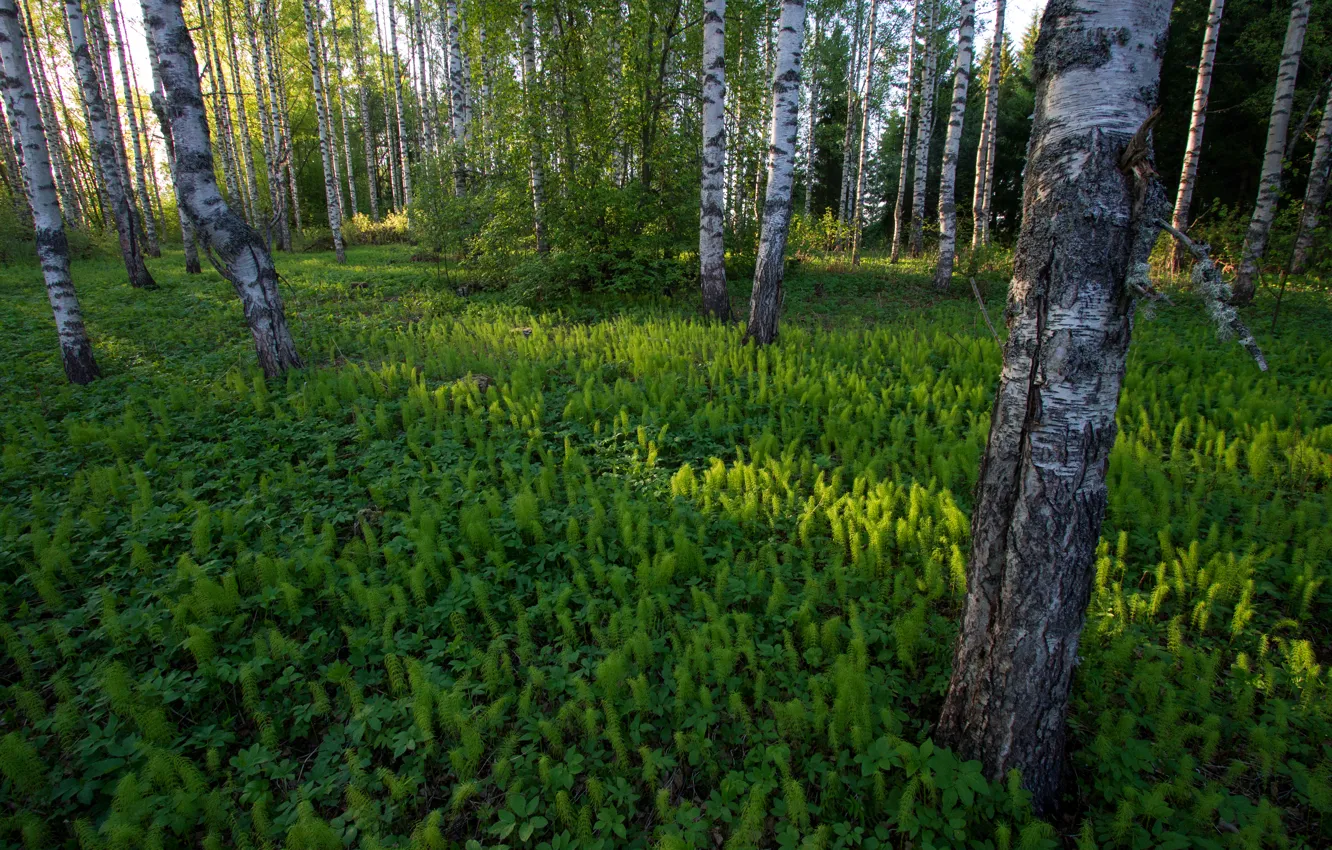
[1168,0,1223,273]
[745,0,806,345]
[139,0,303,378]
[699,0,728,320]
[937,0,1173,815]
[890,0,920,263]
[0,0,99,384]
[1288,83,1332,275]
[908,0,937,257]
[971,0,1004,250]
[933,0,976,288]
[1232,0,1309,304]
[302,0,345,262]
[63,0,156,289]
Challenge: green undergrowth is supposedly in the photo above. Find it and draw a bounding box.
[0,247,1328,850]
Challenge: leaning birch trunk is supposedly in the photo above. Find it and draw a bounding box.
[699,0,729,320]
[519,0,547,253]
[970,0,1003,250]
[0,0,99,384]
[937,0,1173,814]
[1232,0,1309,305]
[746,0,806,345]
[387,0,411,206]
[148,47,202,273]
[350,0,378,219]
[908,0,937,257]
[63,0,156,289]
[932,0,975,289]
[850,0,878,264]
[444,0,468,193]
[890,0,920,262]
[139,0,303,377]
[302,0,346,262]
[1288,83,1332,275]
[330,0,358,217]
[109,0,160,257]
[1168,0,1223,273]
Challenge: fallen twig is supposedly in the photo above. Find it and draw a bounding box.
[969,277,1002,348]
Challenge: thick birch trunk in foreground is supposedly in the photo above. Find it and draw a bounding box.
[890,0,920,262]
[1232,0,1309,304]
[937,0,1172,815]
[932,0,975,288]
[970,0,1004,250]
[746,0,806,345]
[140,0,303,377]
[110,0,160,257]
[303,0,345,262]
[0,0,99,384]
[519,0,547,253]
[1168,0,1224,273]
[64,0,156,289]
[350,0,378,220]
[1288,84,1332,275]
[699,0,729,319]
[849,0,878,264]
[908,0,937,257]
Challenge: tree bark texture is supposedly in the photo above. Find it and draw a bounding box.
[387,0,411,206]
[110,0,161,257]
[850,0,878,264]
[350,0,378,220]
[699,0,729,320]
[971,0,1004,250]
[908,0,937,257]
[330,0,359,217]
[1288,83,1332,275]
[933,0,976,288]
[148,47,202,274]
[1168,0,1223,273]
[890,0,920,262]
[519,0,547,253]
[302,0,346,261]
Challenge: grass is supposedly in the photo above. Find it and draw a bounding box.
[0,244,1328,850]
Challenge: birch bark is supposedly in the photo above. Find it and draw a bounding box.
[908,0,937,257]
[147,48,202,273]
[937,0,1173,814]
[1168,0,1223,273]
[850,0,878,263]
[838,0,862,222]
[1288,84,1332,275]
[139,0,303,377]
[386,0,411,206]
[313,5,347,222]
[1232,0,1309,304]
[350,0,378,219]
[302,0,346,261]
[520,0,547,252]
[330,0,358,217]
[932,0,975,288]
[109,0,160,256]
[0,0,99,383]
[223,0,262,229]
[802,18,819,216]
[699,0,728,319]
[970,0,1003,249]
[745,0,806,345]
[890,0,919,262]
[444,0,467,192]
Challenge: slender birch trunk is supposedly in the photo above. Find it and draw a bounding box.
[274,27,303,232]
[200,0,244,217]
[1232,0,1310,304]
[313,6,347,223]
[838,0,862,223]
[890,0,920,262]
[350,0,378,219]
[256,0,291,247]
[64,0,155,288]
[242,0,281,247]
[147,48,202,272]
[223,0,261,229]
[302,0,346,261]
[970,0,1003,250]
[17,0,81,228]
[375,1,402,210]
[0,96,25,220]
[444,0,468,192]
[937,0,1174,814]
[699,0,728,319]
[330,0,358,217]
[387,0,411,206]
[850,0,879,263]
[802,19,819,216]
[140,0,302,377]
[409,0,432,153]
[908,0,937,257]
[109,0,160,256]
[519,0,547,253]
[1168,0,1223,273]
[1288,84,1332,275]
[86,1,135,226]
[932,0,976,288]
[0,0,98,383]
[746,0,806,345]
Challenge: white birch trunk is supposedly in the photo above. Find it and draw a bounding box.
[932,0,975,288]
[86,2,135,228]
[330,0,358,217]
[970,0,1003,250]
[350,0,378,219]
[938,0,1174,813]
[253,0,290,248]
[837,0,862,223]
[1168,0,1223,273]
[147,48,202,273]
[139,0,303,377]
[850,0,879,263]
[269,8,303,232]
[387,0,411,206]
[63,0,155,288]
[802,19,819,217]
[699,0,728,319]
[745,0,806,345]
[241,0,278,245]
[0,0,99,383]
[890,0,920,262]
[200,0,244,219]
[519,0,547,253]
[444,0,467,192]
[908,0,937,257]
[109,0,160,256]
[17,0,82,228]
[1288,83,1332,275]
[223,0,262,230]
[1232,0,1310,304]
[313,6,347,223]
[302,0,346,261]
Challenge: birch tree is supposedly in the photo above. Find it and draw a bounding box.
[313,6,347,221]
[0,0,99,384]
[1288,84,1332,275]
[970,0,1003,249]
[699,0,728,319]
[908,0,937,257]
[519,0,547,253]
[242,0,285,248]
[140,0,302,377]
[387,0,411,206]
[937,0,1174,814]
[109,0,160,257]
[1232,0,1310,305]
[444,0,468,192]
[148,51,202,273]
[932,0,975,289]
[63,0,156,289]
[890,0,920,262]
[849,0,878,264]
[1168,0,1223,273]
[330,0,358,217]
[838,0,862,223]
[802,18,819,216]
[223,0,262,229]
[350,0,378,220]
[302,0,346,262]
[745,0,806,345]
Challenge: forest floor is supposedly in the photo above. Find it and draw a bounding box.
[0,245,1329,849]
